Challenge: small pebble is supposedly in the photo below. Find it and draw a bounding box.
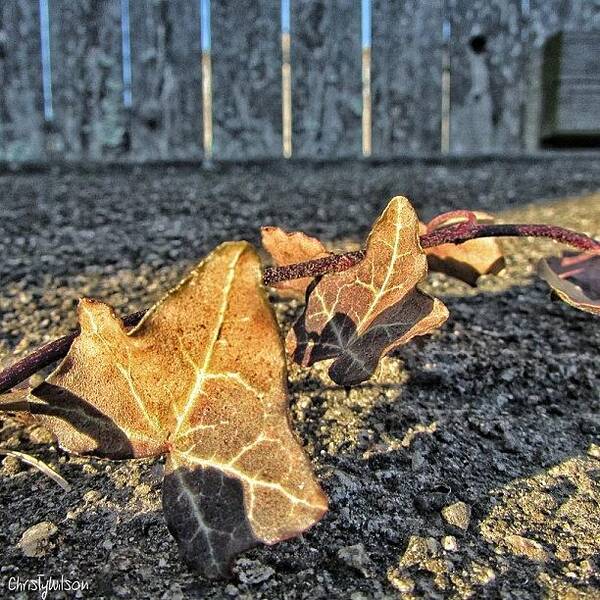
[17,521,58,557]
[338,543,372,577]
[83,490,102,503]
[505,535,548,562]
[442,501,471,530]
[236,558,275,585]
[2,455,22,475]
[587,443,600,459]
[442,535,458,551]
[387,569,415,593]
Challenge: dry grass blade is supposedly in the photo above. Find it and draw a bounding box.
[0,448,71,491]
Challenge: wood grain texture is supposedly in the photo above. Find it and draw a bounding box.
[291,0,361,158]
[525,1,600,148]
[1,0,598,159]
[211,0,281,159]
[529,0,599,42]
[371,0,443,155]
[49,0,126,159]
[448,0,524,153]
[129,0,203,159]
[540,32,600,139]
[0,1,45,160]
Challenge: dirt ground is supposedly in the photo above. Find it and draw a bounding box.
[0,158,599,599]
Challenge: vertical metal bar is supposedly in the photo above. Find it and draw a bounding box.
[440,17,451,154]
[200,0,213,159]
[120,0,133,108]
[361,0,372,157]
[39,0,53,121]
[281,0,292,158]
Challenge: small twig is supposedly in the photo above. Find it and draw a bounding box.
[264,223,600,285]
[420,222,600,252]
[0,448,71,491]
[0,223,598,395]
[263,249,365,286]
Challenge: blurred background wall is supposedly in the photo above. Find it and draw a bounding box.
[0,0,598,162]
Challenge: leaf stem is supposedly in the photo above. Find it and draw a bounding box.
[263,222,599,285]
[421,222,600,252]
[0,223,598,395]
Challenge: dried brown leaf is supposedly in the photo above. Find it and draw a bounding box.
[261,226,330,297]
[28,241,327,577]
[287,197,449,385]
[422,211,505,286]
[538,250,600,315]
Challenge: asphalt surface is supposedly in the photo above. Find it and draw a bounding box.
[0,158,599,599]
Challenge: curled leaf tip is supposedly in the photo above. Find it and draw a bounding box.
[538,250,600,315]
[287,196,449,386]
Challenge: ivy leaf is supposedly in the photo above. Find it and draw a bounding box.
[287,197,449,386]
[538,250,600,315]
[27,241,328,577]
[421,211,505,286]
[261,226,330,297]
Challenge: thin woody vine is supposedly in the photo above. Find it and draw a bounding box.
[0,197,598,578]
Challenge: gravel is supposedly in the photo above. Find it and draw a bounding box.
[0,157,599,598]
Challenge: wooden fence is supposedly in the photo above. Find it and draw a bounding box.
[0,0,598,161]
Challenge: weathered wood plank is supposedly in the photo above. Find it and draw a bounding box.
[2,0,598,160]
[524,0,600,148]
[49,0,126,159]
[291,0,361,158]
[0,1,45,161]
[540,32,600,141]
[211,0,281,159]
[371,0,443,155]
[129,0,203,160]
[448,0,523,153]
